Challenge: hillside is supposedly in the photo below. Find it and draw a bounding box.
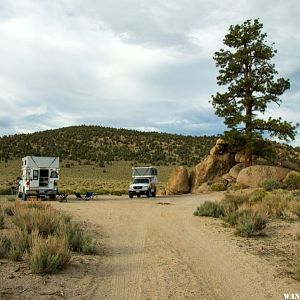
[0,125,217,166]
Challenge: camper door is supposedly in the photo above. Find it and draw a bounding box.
[30,169,39,188]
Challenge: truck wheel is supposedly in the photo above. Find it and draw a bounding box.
[137,194,141,198]
[49,194,56,200]
[129,193,133,198]
[152,190,156,197]
[147,189,151,198]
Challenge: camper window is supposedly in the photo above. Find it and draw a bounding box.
[33,170,38,180]
[50,171,58,178]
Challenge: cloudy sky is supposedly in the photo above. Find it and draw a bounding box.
[0,0,299,144]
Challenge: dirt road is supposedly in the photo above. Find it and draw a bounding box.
[51,193,299,300]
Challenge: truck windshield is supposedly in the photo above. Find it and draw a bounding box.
[133,178,149,184]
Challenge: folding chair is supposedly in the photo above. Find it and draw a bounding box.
[83,191,94,200]
[74,192,83,200]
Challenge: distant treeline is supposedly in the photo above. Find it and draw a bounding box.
[0,125,218,166]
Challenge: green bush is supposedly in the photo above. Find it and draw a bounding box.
[30,235,71,274]
[283,172,300,190]
[221,193,249,212]
[9,229,31,261]
[194,201,224,218]
[210,182,227,191]
[58,222,95,254]
[248,190,266,203]
[235,210,267,237]
[222,210,240,226]
[261,179,282,191]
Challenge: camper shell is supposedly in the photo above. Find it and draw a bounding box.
[18,156,59,200]
[128,166,157,198]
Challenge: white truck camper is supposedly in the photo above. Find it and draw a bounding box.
[18,156,59,200]
[128,166,157,198]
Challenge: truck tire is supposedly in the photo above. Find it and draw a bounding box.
[147,189,151,198]
[129,193,133,198]
[152,189,156,197]
[137,194,141,198]
[49,194,56,200]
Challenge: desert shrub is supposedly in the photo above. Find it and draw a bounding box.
[261,179,282,191]
[228,183,247,191]
[58,222,95,254]
[262,191,291,218]
[7,195,16,202]
[235,210,267,237]
[110,190,123,196]
[12,202,61,236]
[9,229,31,261]
[194,201,224,218]
[0,234,11,258]
[30,235,71,274]
[2,205,14,216]
[210,182,227,191]
[248,190,266,203]
[0,187,11,195]
[222,210,240,226]
[289,201,300,218]
[96,189,110,195]
[295,249,300,281]
[0,213,4,229]
[221,193,249,212]
[283,172,300,190]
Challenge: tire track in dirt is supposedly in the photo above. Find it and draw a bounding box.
[51,194,300,300]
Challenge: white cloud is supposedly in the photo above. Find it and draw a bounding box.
[0,0,299,145]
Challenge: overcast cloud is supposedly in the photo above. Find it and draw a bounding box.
[0,0,299,144]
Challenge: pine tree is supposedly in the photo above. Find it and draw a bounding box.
[212,19,297,166]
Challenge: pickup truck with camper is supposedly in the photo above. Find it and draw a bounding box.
[18,156,59,200]
[128,166,157,198]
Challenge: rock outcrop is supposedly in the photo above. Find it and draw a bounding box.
[236,165,292,188]
[190,152,235,193]
[166,166,189,195]
[229,163,245,179]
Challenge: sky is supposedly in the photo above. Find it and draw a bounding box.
[0,0,299,145]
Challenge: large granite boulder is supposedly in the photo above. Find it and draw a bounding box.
[237,165,292,188]
[166,166,189,195]
[190,153,235,193]
[229,163,245,179]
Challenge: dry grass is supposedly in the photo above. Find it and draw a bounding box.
[0,198,96,273]
[0,160,173,195]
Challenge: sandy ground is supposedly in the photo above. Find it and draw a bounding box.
[1,192,299,299]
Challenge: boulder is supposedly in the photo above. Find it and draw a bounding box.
[237,165,292,188]
[229,163,245,179]
[190,153,235,193]
[210,138,229,155]
[235,152,246,163]
[166,166,189,195]
[197,182,210,193]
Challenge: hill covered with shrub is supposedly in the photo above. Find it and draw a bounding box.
[0,125,217,166]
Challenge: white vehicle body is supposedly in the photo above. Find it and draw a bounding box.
[18,156,59,200]
[128,166,157,198]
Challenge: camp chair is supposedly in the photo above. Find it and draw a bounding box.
[74,192,83,199]
[57,192,68,202]
[83,191,94,200]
